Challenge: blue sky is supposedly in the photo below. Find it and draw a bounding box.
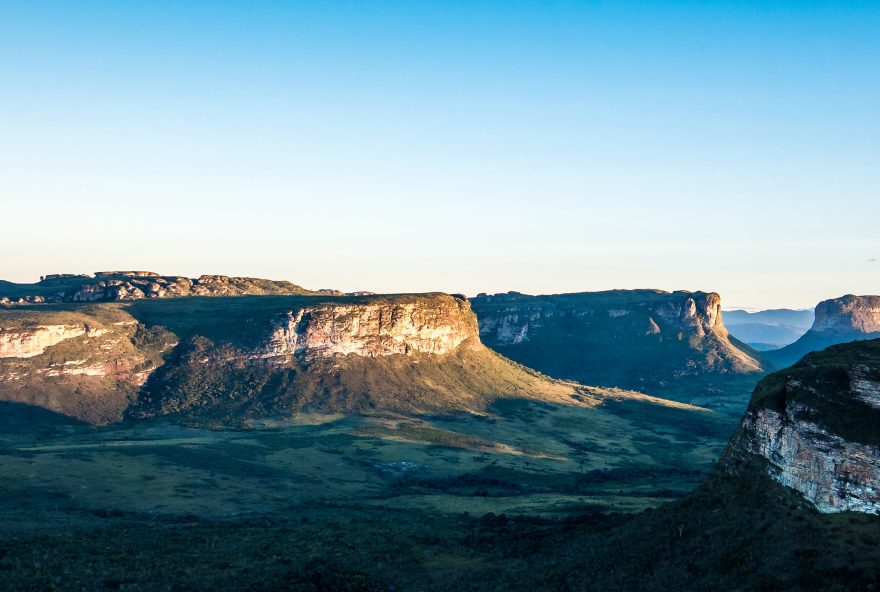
[1,1,878,308]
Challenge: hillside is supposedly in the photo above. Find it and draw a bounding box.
[471,290,766,411]
[765,295,880,368]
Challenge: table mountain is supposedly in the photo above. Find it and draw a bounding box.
[765,295,880,368]
[471,290,765,411]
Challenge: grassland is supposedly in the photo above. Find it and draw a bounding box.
[2,420,879,591]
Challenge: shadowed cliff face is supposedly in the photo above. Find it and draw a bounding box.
[725,339,880,513]
[766,295,880,369]
[471,290,764,411]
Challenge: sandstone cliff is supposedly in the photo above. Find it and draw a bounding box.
[471,290,765,410]
[262,295,479,359]
[724,338,880,513]
[765,295,880,369]
[0,307,176,424]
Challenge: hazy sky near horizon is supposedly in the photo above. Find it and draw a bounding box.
[1,1,878,309]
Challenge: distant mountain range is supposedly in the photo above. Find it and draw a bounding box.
[722,308,813,350]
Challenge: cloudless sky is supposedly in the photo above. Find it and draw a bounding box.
[1,1,878,309]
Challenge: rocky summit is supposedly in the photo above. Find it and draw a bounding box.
[471,289,765,410]
[0,271,315,304]
[765,295,880,368]
[724,338,880,513]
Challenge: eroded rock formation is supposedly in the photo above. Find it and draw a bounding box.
[262,295,479,359]
[725,339,880,514]
[0,324,90,358]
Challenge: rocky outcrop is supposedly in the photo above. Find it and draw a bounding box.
[0,324,90,358]
[812,295,880,334]
[262,294,479,359]
[471,290,764,409]
[0,272,314,304]
[0,311,176,424]
[765,295,880,369]
[725,339,880,514]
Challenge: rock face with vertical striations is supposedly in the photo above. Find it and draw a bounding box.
[724,338,880,513]
[765,295,880,369]
[471,290,765,410]
[262,295,480,359]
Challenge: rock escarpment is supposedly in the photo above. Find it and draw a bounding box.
[0,271,315,304]
[724,339,880,513]
[132,293,583,421]
[262,295,479,359]
[0,324,92,358]
[0,309,176,424]
[813,296,880,334]
[471,290,764,409]
[765,295,880,369]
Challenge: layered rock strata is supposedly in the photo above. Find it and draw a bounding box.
[766,295,880,369]
[726,339,880,513]
[262,294,479,359]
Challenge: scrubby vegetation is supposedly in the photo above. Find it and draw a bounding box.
[2,465,879,591]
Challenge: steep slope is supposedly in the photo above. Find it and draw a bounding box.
[1,292,660,425]
[723,308,813,349]
[471,290,765,410]
[765,295,880,368]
